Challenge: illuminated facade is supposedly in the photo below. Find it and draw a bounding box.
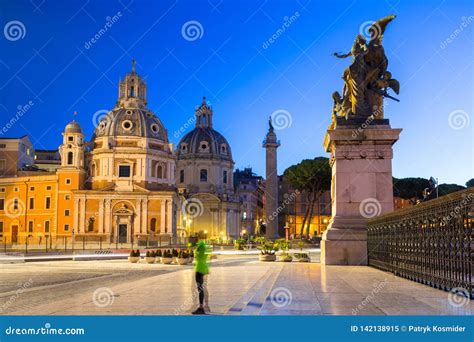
[0,63,177,245]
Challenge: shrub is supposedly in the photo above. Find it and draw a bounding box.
[172,249,179,257]
[130,250,140,257]
[234,238,246,250]
[156,249,162,257]
[163,250,172,258]
[145,251,151,257]
[257,239,279,255]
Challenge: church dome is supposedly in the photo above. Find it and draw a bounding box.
[64,120,82,134]
[93,107,168,142]
[177,98,232,161]
[92,59,168,143]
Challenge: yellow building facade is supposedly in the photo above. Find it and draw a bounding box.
[0,64,177,246]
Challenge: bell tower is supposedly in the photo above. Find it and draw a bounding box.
[59,116,85,169]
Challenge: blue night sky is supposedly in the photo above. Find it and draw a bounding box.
[0,0,472,185]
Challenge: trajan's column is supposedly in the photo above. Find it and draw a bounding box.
[263,117,280,239]
[321,15,402,265]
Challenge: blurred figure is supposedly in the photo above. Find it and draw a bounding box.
[192,240,210,315]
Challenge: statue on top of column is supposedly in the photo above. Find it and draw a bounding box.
[331,15,400,122]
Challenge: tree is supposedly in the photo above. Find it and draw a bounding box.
[393,177,430,201]
[283,157,331,239]
[438,183,465,196]
[466,179,474,188]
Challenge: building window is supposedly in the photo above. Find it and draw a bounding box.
[65,209,70,217]
[0,160,5,170]
[13,198,18,210]
[68,136,74,142]
[65,178,71,185]
[243,212,247,219]
[157,165,163,179]
[14,187,18,192]
[45,197,51,209]
[223,170,228,184]
[67,152,74,165]
[64,224,69,231]
[29,198,35,210]
[0,144,6,148]
[0,199,4,210]
[88,217,95,232]
[200,169,208,182]
[30,186,35,191]
[45,221,50,233]
[180,170,185,183]
[46,186,52,191]
[0,188,4,192]
[28,221,33,233]
[119,165,131,178]
[0,221,3,233]
[65,194,70,200]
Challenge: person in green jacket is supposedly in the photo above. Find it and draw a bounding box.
[192,240,210,315]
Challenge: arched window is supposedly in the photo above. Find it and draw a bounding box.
[180,170,185,183]
[223,170,228,184]
[150,218,156,232]
[91,163,96,177]
[67,152,74,165]
[157,165,163,179]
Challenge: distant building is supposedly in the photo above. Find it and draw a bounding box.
[34,149,61,172]
[234,168,265,236]
[277,176,332,238]
[393,196,416,210]
[0,136,35,177]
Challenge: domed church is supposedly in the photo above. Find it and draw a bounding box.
[176,98,241,239]
[61,61,178,246]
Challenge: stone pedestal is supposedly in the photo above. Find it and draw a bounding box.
[321,118,401,265]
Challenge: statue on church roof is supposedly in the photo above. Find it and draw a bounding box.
[332,15,399,120]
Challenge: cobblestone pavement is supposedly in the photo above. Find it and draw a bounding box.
[0,256,472,315]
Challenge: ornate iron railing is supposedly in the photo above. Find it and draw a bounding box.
[368,188,473,298]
